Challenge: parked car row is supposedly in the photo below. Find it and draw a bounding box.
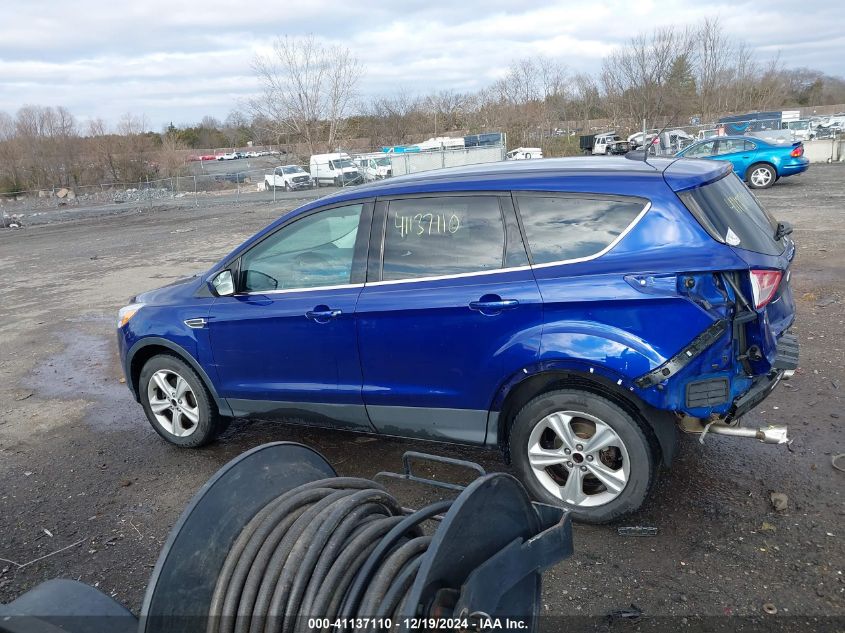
[264,152,395,192]
[187,150,286,162]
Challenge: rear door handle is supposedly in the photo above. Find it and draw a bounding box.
[305,307,342,322]
[469,298,519,315]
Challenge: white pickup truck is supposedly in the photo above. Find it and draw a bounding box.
[265,165,314,191]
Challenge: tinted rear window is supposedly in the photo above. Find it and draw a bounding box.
[516,195,646,265]
[678,173,784,256]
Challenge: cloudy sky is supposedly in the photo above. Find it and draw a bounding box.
[1,0,842,130]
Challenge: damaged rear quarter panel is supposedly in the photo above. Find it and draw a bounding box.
[534,188,756,416]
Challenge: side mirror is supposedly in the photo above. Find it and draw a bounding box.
[209,270,235,297]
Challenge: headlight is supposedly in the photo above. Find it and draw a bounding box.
[118,303,145,328]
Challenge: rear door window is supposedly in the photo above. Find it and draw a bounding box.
[382,196,504,281]
[515,195,647,265]
[716,139,746,155]
[678,173,784,255]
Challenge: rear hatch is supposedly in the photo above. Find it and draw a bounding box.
[674,170,796,375]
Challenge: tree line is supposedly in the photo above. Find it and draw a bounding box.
[2,17,843,194]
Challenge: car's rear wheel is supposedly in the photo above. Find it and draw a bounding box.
[139,354,226,448]
[510,389,657,523]
[747,163,776,189]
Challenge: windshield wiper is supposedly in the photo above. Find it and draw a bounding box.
[775,221,793,241]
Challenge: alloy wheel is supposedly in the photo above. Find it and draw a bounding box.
[147,369,200,438]
[526,410,630,507]
[750,167,773,187]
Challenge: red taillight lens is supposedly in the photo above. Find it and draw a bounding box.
[750,269,783,308]
[790,146,803,157]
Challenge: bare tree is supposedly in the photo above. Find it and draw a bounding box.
[365,90,424,146]
[424,89,470,134]
[572,73,601,131]
[602,25,694,126]
[251,35,363,154]
[693,17,734,120]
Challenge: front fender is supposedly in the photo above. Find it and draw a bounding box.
[124,336,232,417]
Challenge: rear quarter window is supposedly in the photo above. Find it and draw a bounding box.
[678,173,784,255]
[515,195,647,265]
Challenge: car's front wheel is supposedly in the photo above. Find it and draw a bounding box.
[510,389,657,523]
[747,163,776,189]
[139,354,226,448]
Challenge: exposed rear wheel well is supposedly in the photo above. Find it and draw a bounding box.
[497,371,664,464]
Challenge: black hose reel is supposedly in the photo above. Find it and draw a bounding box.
[1,443,573,633]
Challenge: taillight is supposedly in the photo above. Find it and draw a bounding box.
[790,146,803,157]
[750,270,783,308]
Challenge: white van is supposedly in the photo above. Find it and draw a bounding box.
[354,154,393,181]
[506,147,543,160]
[309,153,363,187]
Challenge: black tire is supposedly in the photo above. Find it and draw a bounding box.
[510,389,657,523]
[138,354,226,448]
[746,163,776,189]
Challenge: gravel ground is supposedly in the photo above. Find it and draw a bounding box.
[0,165,842,629]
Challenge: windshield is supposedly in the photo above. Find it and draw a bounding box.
[678,173,784,256]
[282,166,305,174]
[375,158,391,166]
[332,159,355,169]
[789,121,809,130]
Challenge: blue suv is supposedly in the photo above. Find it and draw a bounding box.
[118,157,798,522]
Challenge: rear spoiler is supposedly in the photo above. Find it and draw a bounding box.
[663,159,732,193]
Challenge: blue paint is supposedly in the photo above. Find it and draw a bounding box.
[118,156,796,446]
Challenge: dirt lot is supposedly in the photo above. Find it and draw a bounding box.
[1,166,843,628]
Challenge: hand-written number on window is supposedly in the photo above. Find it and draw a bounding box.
[724,193,751,215]
[394,213,461,238]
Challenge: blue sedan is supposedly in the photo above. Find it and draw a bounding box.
[676,135,809,189]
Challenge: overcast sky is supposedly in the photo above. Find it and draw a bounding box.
[1,0,842,130]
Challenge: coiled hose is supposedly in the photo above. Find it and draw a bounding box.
[206,477,452,633]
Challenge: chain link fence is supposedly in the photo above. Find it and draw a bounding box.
[1,142,510,227]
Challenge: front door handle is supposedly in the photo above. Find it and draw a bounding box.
[469,296,519,315]
[305,306,342,322]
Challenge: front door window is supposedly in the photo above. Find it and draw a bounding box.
[240,204,363,292]
[686,141,716,157]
